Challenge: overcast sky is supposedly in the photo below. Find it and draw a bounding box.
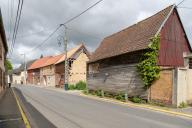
[0,0,191,68]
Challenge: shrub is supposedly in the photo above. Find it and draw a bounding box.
[114,93,125,101]
[82,89,88,95]
[179,102,188,108]
[76,81,87,90]
[68,84,76,90]
[130,97,145,103]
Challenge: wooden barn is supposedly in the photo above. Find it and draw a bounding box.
[87,5,192,106]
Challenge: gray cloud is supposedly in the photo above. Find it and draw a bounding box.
[0,0,191,68]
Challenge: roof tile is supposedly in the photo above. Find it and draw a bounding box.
[89,5,174,62]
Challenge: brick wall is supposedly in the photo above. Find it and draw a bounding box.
[69,52,89,84]
[150,69,173,104]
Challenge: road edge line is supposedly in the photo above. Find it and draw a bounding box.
[79,93,192,119]
[12,88,31,128]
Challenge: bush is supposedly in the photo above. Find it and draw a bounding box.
[131,97,145,103]
[82,89,88,95]
[179,102,188,108]
[114,93,125,101]
[76,81,86,90]
[68,84,76,90]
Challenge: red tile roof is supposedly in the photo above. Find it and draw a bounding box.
[55,44,87,64]
[28,44,88,70]
[89,5,175,63]
[41,54,64,67]
[28,56,52,70]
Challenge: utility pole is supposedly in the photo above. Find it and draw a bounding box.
[61,24,68,90]
[21,53,27,85]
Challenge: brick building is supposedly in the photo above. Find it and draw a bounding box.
[0,9,8,93]
[27,44,89,87]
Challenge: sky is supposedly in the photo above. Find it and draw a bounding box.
[0,0,191,68]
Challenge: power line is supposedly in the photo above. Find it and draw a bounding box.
[177,0,187,6]
[12,0,24,48]
[26,0,104,55]
[9,0,21,56]
[62,0,104,25]
[9,0,24,57]
[28,25,62,53]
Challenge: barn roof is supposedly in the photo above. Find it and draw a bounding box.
[89,5,175,63]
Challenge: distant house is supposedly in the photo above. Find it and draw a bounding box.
[55,44,89,87]
[0,9,8,92]
[27,44,89,87]
[12,60,36,84]
[27,56,51,85]
[87,5,192,106]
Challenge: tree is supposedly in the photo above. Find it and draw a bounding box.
[5,59,13,71]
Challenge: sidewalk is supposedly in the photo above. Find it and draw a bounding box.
[0,88,25,128]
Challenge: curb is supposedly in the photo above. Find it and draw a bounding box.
[12,88,31,128]
[79,93,192,119]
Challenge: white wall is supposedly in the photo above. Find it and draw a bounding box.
[176,68,192,106]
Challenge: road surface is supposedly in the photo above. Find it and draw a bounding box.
[15,85,192,128]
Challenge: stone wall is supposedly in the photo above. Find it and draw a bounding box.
[149,69,173,104]
[69,52,88,84]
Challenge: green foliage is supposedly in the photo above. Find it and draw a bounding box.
[68,84,76,90]
[130,97,146,103]
[5,59,13,71]
[114,93,125,101]
[88,89,102,97]
[76,81,86,90]
[82,89,88,95]
[137,35,160,87]
[179,102,188,108]
[68,81,87,90]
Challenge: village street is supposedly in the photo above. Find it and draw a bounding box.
[14,85,192,128]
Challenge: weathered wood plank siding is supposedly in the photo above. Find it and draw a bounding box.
[88,51,147,98]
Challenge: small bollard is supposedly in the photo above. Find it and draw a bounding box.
[101,90,104,98]
[125,93,128,102]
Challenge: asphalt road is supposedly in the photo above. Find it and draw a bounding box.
[15,85,192,128]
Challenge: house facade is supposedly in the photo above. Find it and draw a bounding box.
[87,5,192,106]
[55,44,89,87]
[0,9,8,93]
[27,56,51,85]
[28,44,89,87]
[12,60,36,84]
